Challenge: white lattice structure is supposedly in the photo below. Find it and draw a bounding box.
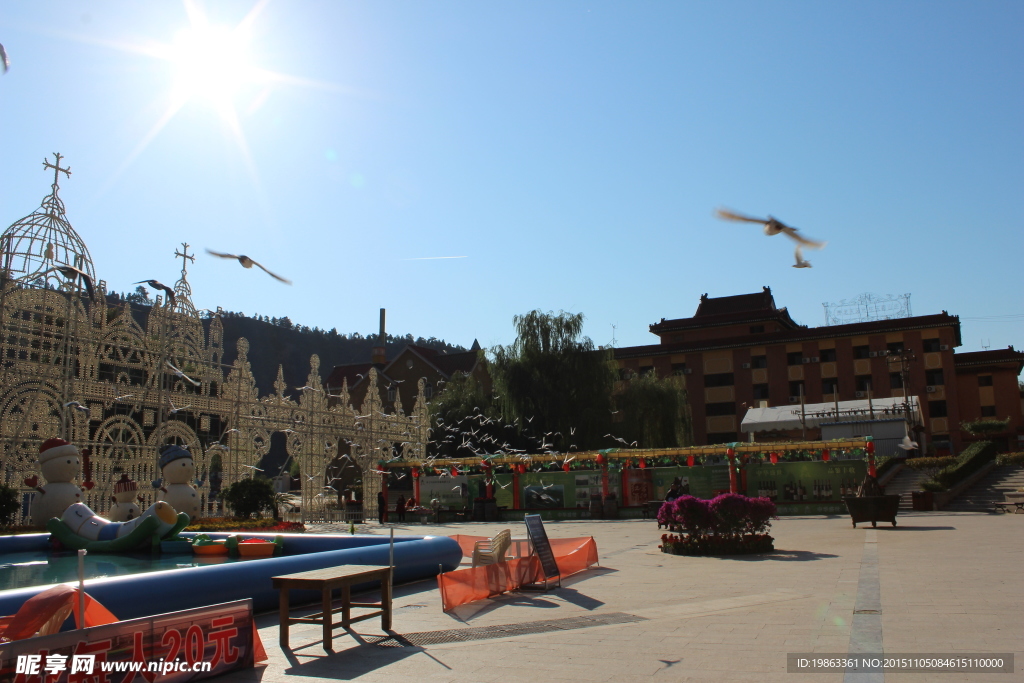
[0,156,427,524]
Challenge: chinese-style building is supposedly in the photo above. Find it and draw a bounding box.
[614,287,1023,453]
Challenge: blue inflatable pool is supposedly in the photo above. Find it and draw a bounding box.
[0,533,461,621]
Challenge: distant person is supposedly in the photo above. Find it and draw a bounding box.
[377,490,386,524]
[396,495,407,522]
[666,480,683,503]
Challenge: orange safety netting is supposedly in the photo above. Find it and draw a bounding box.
[0,585,118,642]
[438,536,599,611]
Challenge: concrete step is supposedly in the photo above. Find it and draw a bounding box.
[944,465,1024,511]
[883,466,933,510]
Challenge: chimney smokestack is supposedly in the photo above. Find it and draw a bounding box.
[372,308,386,366]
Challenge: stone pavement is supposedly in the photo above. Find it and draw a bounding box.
[216,512,1022,683]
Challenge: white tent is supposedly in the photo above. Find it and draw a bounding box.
[740,396,921,433]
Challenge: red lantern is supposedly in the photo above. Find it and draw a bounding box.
[596,454,605,465]
[769,452,778,465]
[562,462,570,472]
[822,449,830,462]
[412,467,420,479]
[519,463,527,474]
[687,455,694,467]
[639,458,647,469]
[450,466,459,477]
[866,441,875,455]
[726,448,735,458]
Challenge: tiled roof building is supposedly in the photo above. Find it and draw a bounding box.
[615,287,1023,453]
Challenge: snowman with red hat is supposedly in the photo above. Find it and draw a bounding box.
[108,473,142,522]
[24,438,92,524]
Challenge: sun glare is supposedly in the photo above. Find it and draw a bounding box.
[169,24,253,108]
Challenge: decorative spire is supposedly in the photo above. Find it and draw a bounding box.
[43,153,71,191]
[171,242,198,317]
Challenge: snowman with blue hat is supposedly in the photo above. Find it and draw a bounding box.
[153,443,203,521]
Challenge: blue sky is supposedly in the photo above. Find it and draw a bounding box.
[1,1,1021,357]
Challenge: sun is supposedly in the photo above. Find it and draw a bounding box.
[168,23,255,111]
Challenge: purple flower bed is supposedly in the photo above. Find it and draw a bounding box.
[658,494,777,556]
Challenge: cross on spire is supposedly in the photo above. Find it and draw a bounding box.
[42,153,71,190]
[174,242,195,278]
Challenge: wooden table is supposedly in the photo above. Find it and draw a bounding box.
[272,564,392,651]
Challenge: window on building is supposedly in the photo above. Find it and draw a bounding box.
[789,381,805,399]
[890,372,903,389]
[928,400,948,418]
[704,372,734,387]
[752,384,770,400]
[887,341,905,355]
[639,366,655,377]
[387,388,396,402]
[424,384,434,399]
[978,375,993,387]
[925,369,944,386]
[922,338,941,353]
[853,345,870,359]
[822,379,838,395]
[980,406,997,417]
[787,351,804,365]
[672,363,687,376]
[820,348,837,362]
[856,375,873,392]
[750,355,768,369]
[705,402,736,416]
[749,325,765,334]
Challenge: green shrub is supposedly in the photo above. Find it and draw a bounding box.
[875,456,902,479]
[961,418,1010,435]
[920,480,947,493]
[0,485,19,526]
[905,456,956,470]
[995,452,1024,467]
[920,441,997,492]
[219,478,276,519]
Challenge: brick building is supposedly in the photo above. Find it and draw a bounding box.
[326,341,486,416]
[614,287,1023,453]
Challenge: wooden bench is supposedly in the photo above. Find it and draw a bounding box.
[472,529,511,567]
[993,501,1024,514]
[272,564,392,651]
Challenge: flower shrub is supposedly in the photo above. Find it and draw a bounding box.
[658,494,777,556]
[186,518,304,533]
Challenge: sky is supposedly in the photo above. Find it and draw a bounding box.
[1,1,1021,359]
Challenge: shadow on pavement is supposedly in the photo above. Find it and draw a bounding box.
[722,549,840,562]
[280,630,431,680]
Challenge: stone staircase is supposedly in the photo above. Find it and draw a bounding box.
[942,465,1024,512]
[882,467,933,510]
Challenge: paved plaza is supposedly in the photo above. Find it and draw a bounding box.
[218,512,1022,683]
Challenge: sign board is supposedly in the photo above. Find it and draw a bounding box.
[0,599,258,683]
[524,514,559,580]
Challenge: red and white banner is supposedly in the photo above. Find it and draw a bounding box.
[0,599,265,683]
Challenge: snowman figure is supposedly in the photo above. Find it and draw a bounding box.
[108,473,142,522]
[24,438,90,524]
[152,444,203,521]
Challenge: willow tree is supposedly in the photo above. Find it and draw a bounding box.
[614,372,693,449]
[490,310,617,450]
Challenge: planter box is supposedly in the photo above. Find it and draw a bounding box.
[911,491,934,511]
[844,495,900,528]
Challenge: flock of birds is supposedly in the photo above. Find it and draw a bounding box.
[41,244,290,305]
[714,208,827,269]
